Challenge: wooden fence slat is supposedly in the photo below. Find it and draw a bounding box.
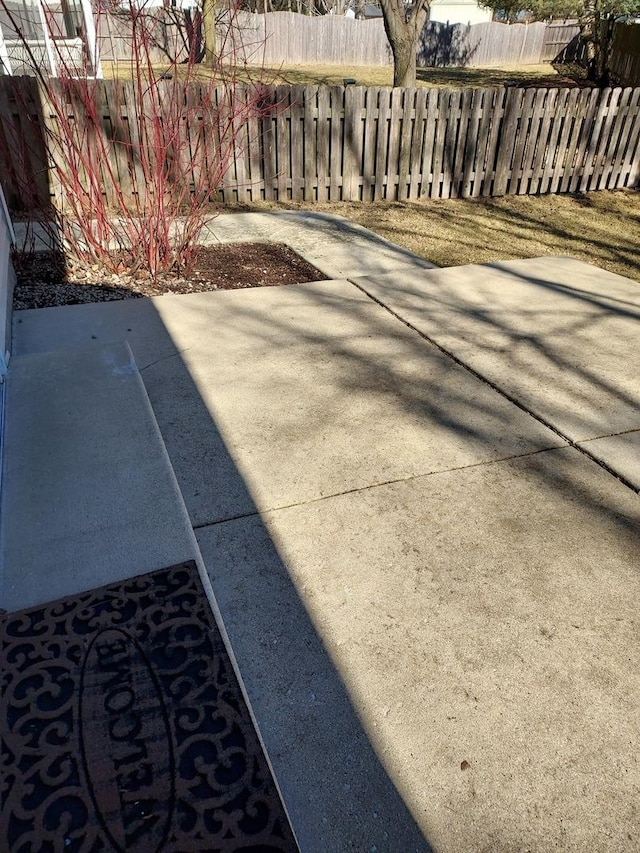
[527,87,556,195]
[612,87,640,187]
[514,87,541,195]
[374,88,391,201]
[568,87,600,193]
[625,108,640,186]
[94,81,123,209]
[22,78,53,211]
[232,87,249,204]
[537,87,569,194]
[430,89,449,199]
[481,86,507,196]
[548,87,580,194]
[121,79,147,206]
[386,87,404,200]
[344,85,364,201]
[408,88,427,200]
[470,87,492,198]
[451,87,473,198]
[397,87,415,202]
[590,88,623,190]
[303,85,317,203]
[261,86,277,201]
[362,86,378,202]
[231,85,249,203]
[419,88,438,197]
[275,85,291,201]
[329,86,343,201]
[518,86,546,195]
[211,85,228,203]
[461,87,482,198]
[559,88,594,194]
[246,85,264,202]
[578,88,611,192]
[316,85,329,203]
[441,90,460,199]
[600,87,633,189]
[493,86,522,196]
[289,85,305,203]
[38,85,64,211]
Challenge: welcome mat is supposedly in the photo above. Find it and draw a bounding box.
[1,561,298,852]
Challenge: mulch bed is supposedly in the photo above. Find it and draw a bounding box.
[12,243,326,310]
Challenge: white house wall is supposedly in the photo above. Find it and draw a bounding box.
[0,185,15,370]
[430,1,492,26]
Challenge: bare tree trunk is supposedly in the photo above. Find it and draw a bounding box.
[390,36,417,86]
[355,0,366,20]
[379,0,429,88]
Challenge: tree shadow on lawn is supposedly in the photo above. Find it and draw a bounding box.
[347,193,640,284]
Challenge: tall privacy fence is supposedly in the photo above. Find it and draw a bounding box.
[98,12,583,69]
[610,24,640,88]
[0,79,638,212]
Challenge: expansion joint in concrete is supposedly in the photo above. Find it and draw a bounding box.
[192,445,565,533]
[350,278,640,497]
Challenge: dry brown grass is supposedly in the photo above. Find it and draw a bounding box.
[225,190,640,283]
[101,60,566,88]
[250,62,566,88]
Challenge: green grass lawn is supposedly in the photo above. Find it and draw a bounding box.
[223,190,640,283]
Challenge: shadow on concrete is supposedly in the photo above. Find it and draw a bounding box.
[13,291,434,852]
[349,257,640,495]
[13,225,640,848]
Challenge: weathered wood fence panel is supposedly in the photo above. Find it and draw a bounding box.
[237,83,639,201]
[539,20,584,62]
[97,12,580,69]
[609,23,640,88]
[0,76,51,213]
[417,21,550,68]
[224,14,578,68]
[1,79,638,212]
[227,14,587,69]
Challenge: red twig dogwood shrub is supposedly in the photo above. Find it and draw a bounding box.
[0,1,274,278]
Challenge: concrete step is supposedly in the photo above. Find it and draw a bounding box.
[0,340,300,850]
[0,341,201,611]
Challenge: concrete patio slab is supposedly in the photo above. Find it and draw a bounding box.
[14,280,563,527]
[146,281,564,525]
[6,217,640,853]
[354,256,640,446]
[196,446,640,853]
[577,429,640,490]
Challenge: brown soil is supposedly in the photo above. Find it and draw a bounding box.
[12,243,326,310]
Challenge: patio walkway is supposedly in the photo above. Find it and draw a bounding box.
[3,213,640,852]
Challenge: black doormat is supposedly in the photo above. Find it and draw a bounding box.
[1,561,299,853]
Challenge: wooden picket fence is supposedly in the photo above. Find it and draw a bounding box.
[224,84,640,202]
[1,79,639,212]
